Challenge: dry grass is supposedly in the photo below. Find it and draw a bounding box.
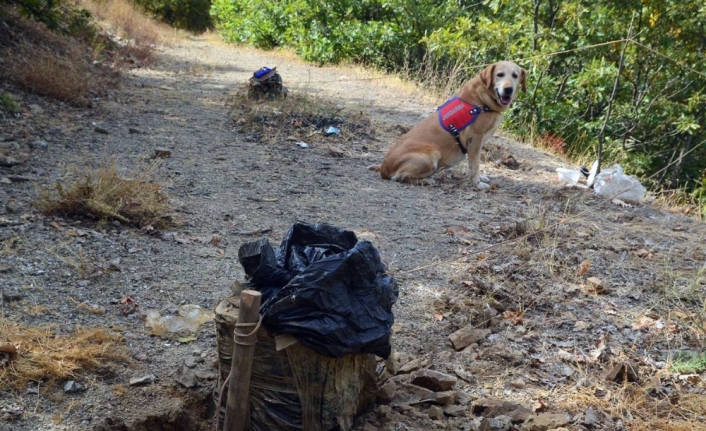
[229,89,375,146]
[5,44,100,107]
[0,319,130,390]
[0,5,119,107]
[77,0,175,47]
[558,382,706,431]
[36,161,174,229]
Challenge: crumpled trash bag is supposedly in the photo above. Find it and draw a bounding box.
[237,222,398,359]
[593,164,646,202]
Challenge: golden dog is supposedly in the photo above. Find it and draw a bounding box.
[370,61,526,188]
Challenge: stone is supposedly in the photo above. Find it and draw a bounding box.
[184,357,197,369]
[430,390,458,406]
[449,326,491,351]
[128,128,142,134]
[472,398,531,423]
[194,370,216,381]
[0,264,11,273]
[94,127,110,135]
[443,405,467,417]
[28,104,43,114]
[5,198,21,214]
[520,413,571,431]
[411,369,458,391]
[601,362,639,383]
[154,147,172,158]
[63,381,83,393]
[377,380,397,405]
[31,140,48,150]
[428,405,444,420]
[390,383,435,406]
[129,374,156,386]
[2,288,22,302]
[173,365,197,388]
[480,415,513,431]
[398,358,427,374]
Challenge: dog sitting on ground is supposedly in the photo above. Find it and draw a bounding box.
[369,61,526,188]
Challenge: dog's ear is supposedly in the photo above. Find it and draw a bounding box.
[480,64,496,91]
[520,68,527,92]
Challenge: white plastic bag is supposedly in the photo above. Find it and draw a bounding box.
[556,168,581,185]
[593,164,646,202]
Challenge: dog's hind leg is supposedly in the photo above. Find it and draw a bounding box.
[389,151,441,183]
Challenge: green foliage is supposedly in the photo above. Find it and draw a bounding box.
[671,351,706,374]
[132,0,212,32]
[8,0,95,38]
[0,93,20,114]
[212,0,706,194]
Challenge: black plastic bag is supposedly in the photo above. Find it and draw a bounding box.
[237,222,398,359]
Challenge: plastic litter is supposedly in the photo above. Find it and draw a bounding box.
[556,168,581,185]
[325,126,340,136]
[593,164,646,202]
[237,222,398,358]
[295,141,308,148]
[145,304,214,336]
[586,160,599,188]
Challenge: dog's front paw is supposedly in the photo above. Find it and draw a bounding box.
[479,175,490,183]
[473,181,491,190]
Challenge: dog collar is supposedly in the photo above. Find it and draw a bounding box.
[437,96,491,154]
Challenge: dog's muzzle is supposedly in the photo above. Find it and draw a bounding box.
[497,87,514,106]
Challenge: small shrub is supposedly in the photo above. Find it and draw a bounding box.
[132,0,212,32]
[36,162,174,229]
[0,93,20,114]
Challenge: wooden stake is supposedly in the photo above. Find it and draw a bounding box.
[224,290,261,431]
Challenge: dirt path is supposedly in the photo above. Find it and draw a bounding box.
[2,34,705,431]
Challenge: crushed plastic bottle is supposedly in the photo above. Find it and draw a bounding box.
[556,168,581,185]
[593,164,646,202]
[145,304,214,336]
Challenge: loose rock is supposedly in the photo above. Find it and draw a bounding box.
[449,326,491,351]
[173,365,197,388]
[411,369,458,391]
[129,374,156,386]
[520,413,571,431]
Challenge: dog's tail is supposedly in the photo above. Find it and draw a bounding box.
[367,164,381,172]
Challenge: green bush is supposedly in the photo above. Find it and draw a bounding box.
[132,0,212,32]
[212,0,706,194]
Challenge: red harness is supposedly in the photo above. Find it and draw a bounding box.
[437,96,490,153]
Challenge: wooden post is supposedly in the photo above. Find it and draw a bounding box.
[224,290,261,431]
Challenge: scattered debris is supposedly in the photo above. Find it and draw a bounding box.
[295,141,309,148]
[555,168,581,185]
[593,164,646,202]
[144,304,214,336]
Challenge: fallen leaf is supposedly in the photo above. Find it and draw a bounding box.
[576,259,591,276]
[504,310,524,325]
[631,248,652,258]
[178,335,197,343]
[433,312,444,322]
